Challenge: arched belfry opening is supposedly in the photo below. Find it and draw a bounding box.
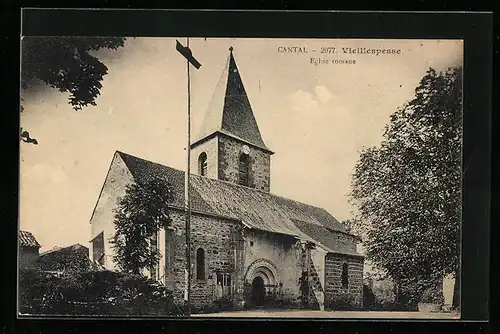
[238,153,250,186]
[198,152,207,176]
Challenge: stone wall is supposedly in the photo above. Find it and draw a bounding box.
[190,137,218,179]
[324,254,364,308]
[326,231,359,253]
[89,152,135,270]
[218,135,271,192]
[19,246,39,269]
[242,229,302,306]
[163,210,242,309]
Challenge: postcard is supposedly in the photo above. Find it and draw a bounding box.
[19,36,463,319]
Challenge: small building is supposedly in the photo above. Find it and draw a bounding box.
[89,47,365,311]
[38,244,96,273]
[19,230,41,269]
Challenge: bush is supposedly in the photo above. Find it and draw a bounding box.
[326,292,362,311]
[19,269,182,316]
[213,295,233,312]
[362,282,410,311]
[191,296,235,314]
[372,279,396,304]
[420,286,444,304]
[363,284,376,309]
[368,299,405,311]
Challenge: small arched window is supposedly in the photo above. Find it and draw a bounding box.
[196,248,205,280]
[341,262,349,288]
[198,152,207,176]
[238,153,249,186]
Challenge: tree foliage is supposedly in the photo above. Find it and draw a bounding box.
[21,36,125,110]
[20,37,126,143]
[111,177,175,275]
[349,68,462,292]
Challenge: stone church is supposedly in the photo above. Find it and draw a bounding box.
[89,48,364,311]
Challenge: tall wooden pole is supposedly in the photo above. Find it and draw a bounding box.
[184,36,192,316]
[176,37,200,316]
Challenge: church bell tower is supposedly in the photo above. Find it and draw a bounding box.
[190,47,274,192]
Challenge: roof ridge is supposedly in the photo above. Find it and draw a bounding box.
[19,230,41,247]
[194,49,270,150]
[40,243,88,256]
[217,130,274,154]
[40,246,62,256]
[195,56,230,141]
[119,151,267,195]
[117,151,335,213]
[107,151,354,250]
[117,151,186,176]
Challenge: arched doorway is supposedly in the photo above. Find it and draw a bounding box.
[250,276,265,306]
[245,259,280,308]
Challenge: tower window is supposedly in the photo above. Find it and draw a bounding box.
[196,248,206,280]
[341,262,349,288]
[198,152,208,176]
[238,153,249,186]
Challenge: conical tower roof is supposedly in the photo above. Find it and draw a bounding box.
[193,47,271,152]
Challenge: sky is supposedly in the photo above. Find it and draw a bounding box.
[19,38,463,252]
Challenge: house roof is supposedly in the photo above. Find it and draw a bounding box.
[292,220,361,257]
[19,230,41,248]
[40,243,89,256]
[117,151,361,257]
[37,243,96,272]
[193,48,271,152]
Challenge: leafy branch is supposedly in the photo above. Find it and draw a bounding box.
[20,37,126,144]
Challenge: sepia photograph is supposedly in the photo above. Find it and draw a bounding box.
[19,36,463,319]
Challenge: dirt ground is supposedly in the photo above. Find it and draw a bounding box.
[191,309,461,319]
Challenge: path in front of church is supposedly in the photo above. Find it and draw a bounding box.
[191,310,460,319]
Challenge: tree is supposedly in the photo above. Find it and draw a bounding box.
[342,219,355,233]
[20,36,126,143]
[349,67,462,308]
[111,176,174,275]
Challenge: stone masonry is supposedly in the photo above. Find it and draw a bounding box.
[242,229,303,307]
[164,210,242,309]
[163,211,306,310]
[324,254,364,308]
[218,135,271,192]
[190,135,219,180]
[89,47,364,313]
